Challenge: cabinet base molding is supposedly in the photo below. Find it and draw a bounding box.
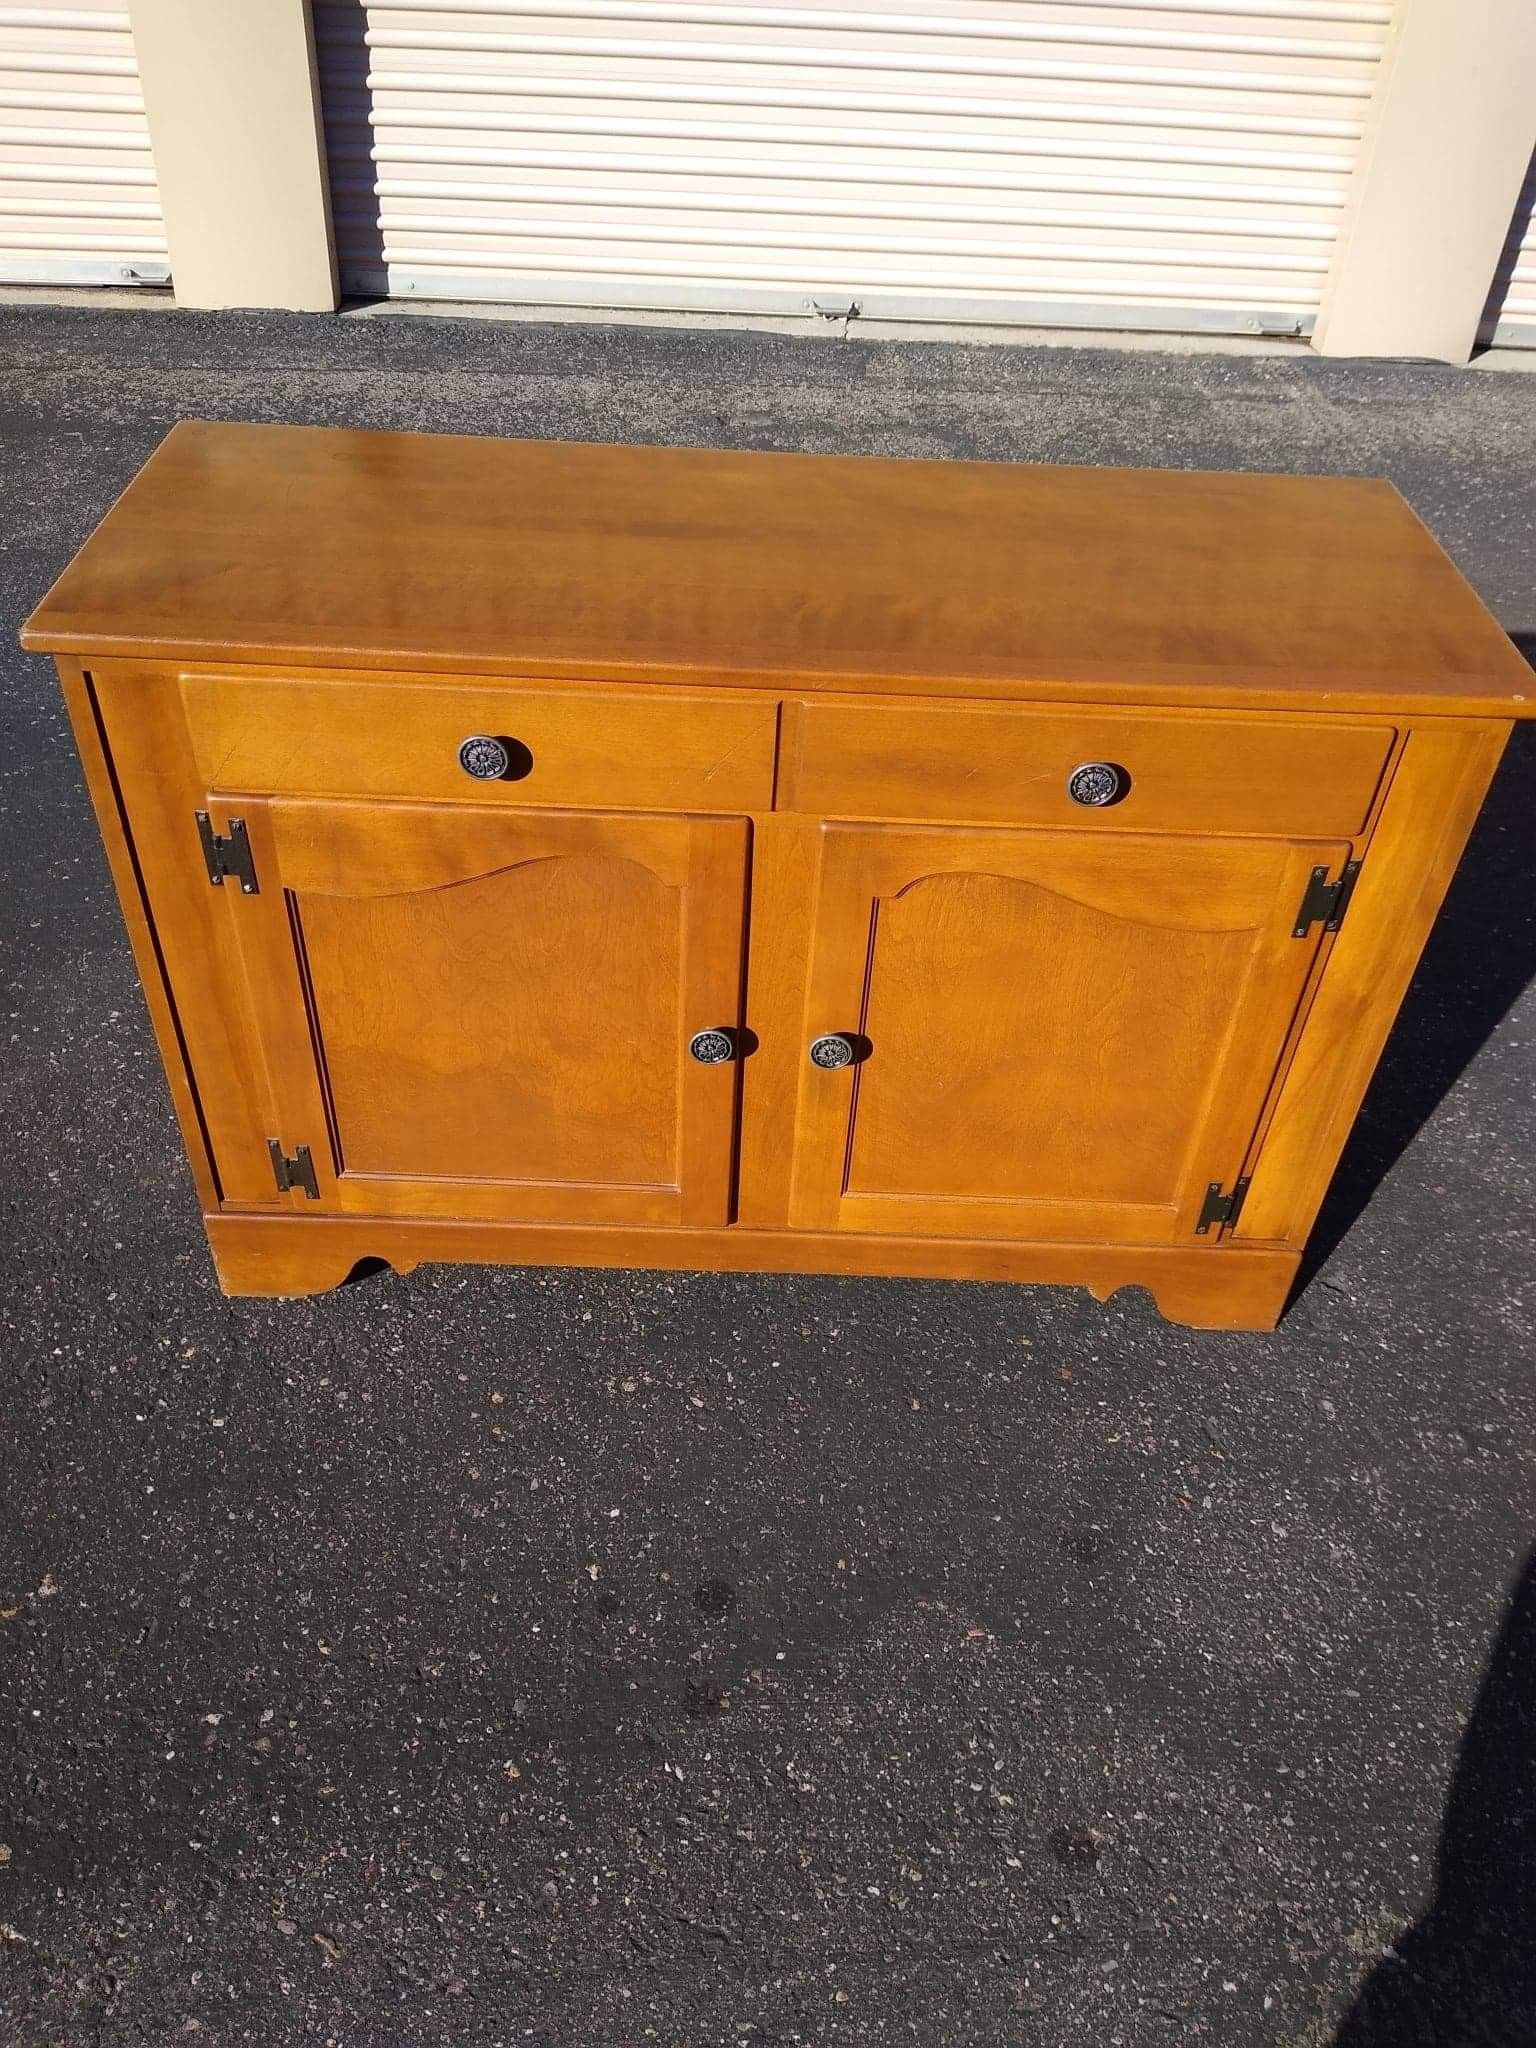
[204,1213,1301,1331]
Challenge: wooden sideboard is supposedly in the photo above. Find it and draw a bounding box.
[22,422,1532,1328]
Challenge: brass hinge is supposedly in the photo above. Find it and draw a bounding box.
[268,1140,319,1200]
[1293,858,1360,939]
[196,811,258,894]
[1196,1177,1250,1236]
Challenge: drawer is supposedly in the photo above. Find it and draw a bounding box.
[181,671,780,812]
[786,698,1395,838]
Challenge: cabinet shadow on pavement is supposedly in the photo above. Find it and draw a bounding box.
[1295,642,1536,1295]
[1332,1543,1536,2045]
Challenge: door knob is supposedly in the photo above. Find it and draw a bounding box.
[688,1029,735,1066]
[458,734,513,781]
[1066,760,1128,807]
[808,1033,855,1070]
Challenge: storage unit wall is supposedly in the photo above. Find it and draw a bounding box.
[316,0,1395,336]
[0,0,167,286]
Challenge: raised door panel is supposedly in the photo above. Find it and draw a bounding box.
[786,824,1345,1245]
[213,799,747,1225]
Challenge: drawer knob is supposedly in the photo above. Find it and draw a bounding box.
[688,1028,735,1066]
[1067,761,1127,808]
[808,1033,856,1071]
[458,734,512,781]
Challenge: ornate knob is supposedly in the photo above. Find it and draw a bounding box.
[1066,761,1127,808]
[458,734,512,781]
[808,1034,855,1070]
[688,1029,735,1066]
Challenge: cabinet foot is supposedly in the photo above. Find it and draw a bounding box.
[1123,1262,1295,1332]
[206,1221,417,1299]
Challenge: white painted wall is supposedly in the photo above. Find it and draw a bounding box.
[128,0,337,311]
[1314,0,1536,361]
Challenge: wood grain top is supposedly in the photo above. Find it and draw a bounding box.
[22,419,1533,716]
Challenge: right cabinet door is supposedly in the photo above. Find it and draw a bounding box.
[784,823,1349,1245]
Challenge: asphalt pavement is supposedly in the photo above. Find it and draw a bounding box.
[2,304,1534,2047]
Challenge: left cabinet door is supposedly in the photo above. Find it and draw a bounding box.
[207,798,749,1226]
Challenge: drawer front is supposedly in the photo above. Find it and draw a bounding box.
[787,698,1395,838]
[182,672,780,812]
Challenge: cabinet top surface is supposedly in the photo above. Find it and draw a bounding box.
[21,418,1532,716]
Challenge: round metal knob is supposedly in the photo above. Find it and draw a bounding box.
[458,734,512,781]
[808,1033,855,1070]
[688,1029,735,1066]
[1066,761,1127,808]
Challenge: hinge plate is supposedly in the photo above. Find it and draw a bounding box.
[1293,858,1360,939]
[1196,1177,1250,1236]
[196,811,258,894]
[268,1140,319,1200]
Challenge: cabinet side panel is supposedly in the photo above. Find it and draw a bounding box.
[1238,720,1511,1244]
[84,662,278,1204]
[52,657,222,1211]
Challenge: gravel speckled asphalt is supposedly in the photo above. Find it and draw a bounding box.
[1,307,1534,2047]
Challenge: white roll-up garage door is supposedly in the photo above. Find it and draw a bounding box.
[0,2,167,287]
[317,0,1395,336]
[1484,148,1536,350]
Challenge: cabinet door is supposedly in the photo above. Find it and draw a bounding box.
[785,824,1346,1244]
[211,799,747,1225]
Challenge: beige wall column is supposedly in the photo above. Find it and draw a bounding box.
[128,0,338,312]
[1313,0,1536,363]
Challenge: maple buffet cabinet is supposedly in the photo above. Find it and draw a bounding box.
[23,423,1533,1330]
